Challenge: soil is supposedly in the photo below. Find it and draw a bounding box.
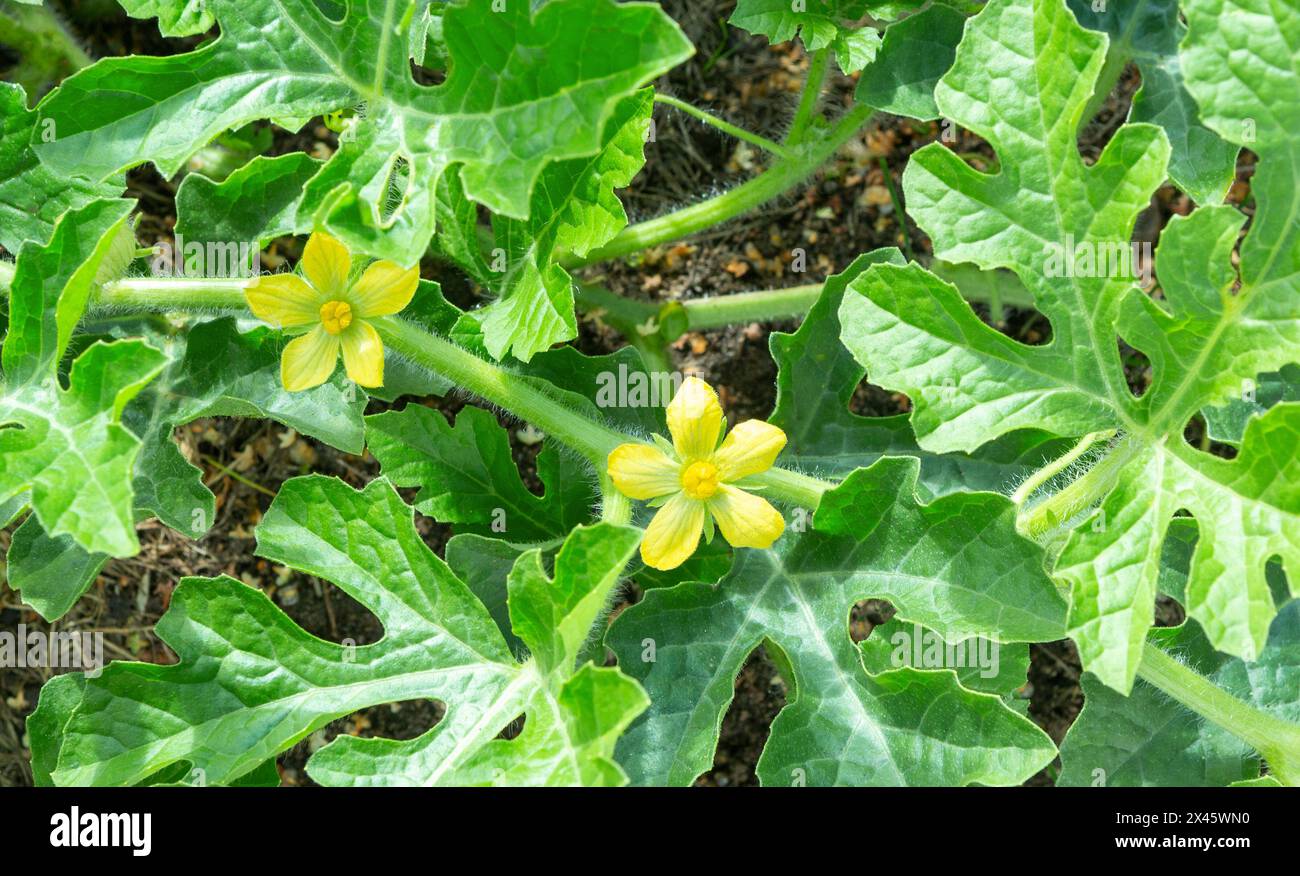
[0,0,1255,788]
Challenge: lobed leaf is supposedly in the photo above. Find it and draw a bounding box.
[30,476,648,786]
[118,0,215,37]
[7,317,367,619]
[366,403,595,542]
[1068,0,1239,205]
[0,202,163,557]
[607,457,1063,786]
[853,3,965,120]
[35,0,691,269]
[0,82,123,254]
[730,0,888,73]
[838,0,1300,691]
[771,252,1071,497]
[1059,523,1299,785]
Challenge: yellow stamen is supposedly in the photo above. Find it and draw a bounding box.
[680,460,720,499]
[319,299,353,335]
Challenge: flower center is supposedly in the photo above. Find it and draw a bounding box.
[319,299,353,335]
[680,460,720,500]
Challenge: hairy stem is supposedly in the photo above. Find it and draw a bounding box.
[571,104,873,267]
[786,49,830,146]
[97,277,250,311]
[10,272,835,508]
[1138,641,1300,786]
[1011,430,1116,506]
[654,94,791,159]
[876,156,914,262]
[0,2,92,87]
[578,281,822,334]
[372,316,626,466]
[683,284,822,330]
[599,475,633,525]
[1082,43,1130,122]
[1016,434,1139,538]
[577,264,1038,341]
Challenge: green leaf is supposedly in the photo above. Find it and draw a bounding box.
[35,0,692,266]
[6,316,367,620]
[0,82,122,254]
[5,513,109,621]
[730,1,884,73]
[366,404,594,541]
[445,532,535,657]
[842,263,1120,452]
[1060,525,1298,786]
[859,617,1032,697]
[27,673,86,787]
[128,317,367,523]
[607,457,1063,785]
[173,153,323,251]
[521,344,668,436]
[1204,364,1300,446]
[1057,405,1299,690]
[118,0,216,37]
[467,89,657,360]
[838,0,1300,691]
[30,476,648,786]
[854,3,965,120]
[1069,0,1238,205]
[0,202,165,557]
[771,253,1071,498]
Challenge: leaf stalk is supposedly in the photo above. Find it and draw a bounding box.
[1138,641,1300,786]
[653,94,792,159]
[6,272,836,510]
[569,104,873,267]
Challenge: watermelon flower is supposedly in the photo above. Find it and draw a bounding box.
[607,377,787,570]
[244,232,418,391]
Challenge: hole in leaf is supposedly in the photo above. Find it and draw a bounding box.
[280,699,448,785]
[850,376,911,417]
[409,57,445,87]
[1025,640,1082,762]
[696,644,787,787]
[374,699,448,741]
[1182,413,1239,460]
[1119,339,1152,398]
[276,572,384,646]
[1076,63,1139,161]
[336,698,447,743]
[850,598,895,643]
[498,712,526,742]
[986,303,1053,346]
[309,0,346,24]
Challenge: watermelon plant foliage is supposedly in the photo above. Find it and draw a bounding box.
[2,0,1297,788]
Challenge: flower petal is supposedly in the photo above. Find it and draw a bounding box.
[640,492,706,570]
[339,319,385,387]
[244,273,321,328]
[302,231,351,296]
[608,443,681,500]
[666,376,723,461]
[350,259,419,318]
[707,485,784,550]
[714,419,787,481]
[281,325,341,392]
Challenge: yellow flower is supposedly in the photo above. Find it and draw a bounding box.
[244,232,419,391]
[607,377,787,570]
